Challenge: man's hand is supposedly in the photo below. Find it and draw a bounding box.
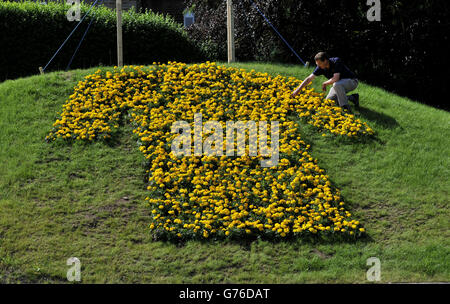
[322,82,328,91]
[291,74,316,98]
[290,89,300,98]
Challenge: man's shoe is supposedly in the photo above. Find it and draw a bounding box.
[349,93,359,108]
[342,104,352,114]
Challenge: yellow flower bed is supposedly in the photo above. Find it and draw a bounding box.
[46,61,371,240]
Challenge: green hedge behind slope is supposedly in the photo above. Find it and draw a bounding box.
[0,0,206,80]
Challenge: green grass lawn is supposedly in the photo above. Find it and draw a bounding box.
[0,61,448,283]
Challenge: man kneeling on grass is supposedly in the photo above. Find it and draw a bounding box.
[290,52,360,113]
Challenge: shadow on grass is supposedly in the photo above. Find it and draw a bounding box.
[152,229,374,250]
[293,115,385,147]
[102,132,123,148]
[357,105,401,130]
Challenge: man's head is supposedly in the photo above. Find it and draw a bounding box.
[314,52,329,69]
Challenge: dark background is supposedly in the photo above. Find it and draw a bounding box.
[184,0,450,111]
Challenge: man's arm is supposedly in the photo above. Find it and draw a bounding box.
[290,74,316,97]
[321,73,340,91]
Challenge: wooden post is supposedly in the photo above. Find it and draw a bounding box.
[116,0,123,67]
[227,0,235,63]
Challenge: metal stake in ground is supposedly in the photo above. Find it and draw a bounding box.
[116,0,123,67]
[227,0,235,63]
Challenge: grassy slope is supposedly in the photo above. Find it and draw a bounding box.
[0,61,448,283]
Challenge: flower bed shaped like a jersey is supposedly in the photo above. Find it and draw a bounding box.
[46,61,372,241]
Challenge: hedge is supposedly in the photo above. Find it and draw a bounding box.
[0,0,206,80]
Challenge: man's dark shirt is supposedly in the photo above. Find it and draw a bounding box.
[313,57,357,80]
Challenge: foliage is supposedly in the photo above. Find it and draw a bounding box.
[46,61,373,241]
[184,0,450,109]
[0,0,206,80]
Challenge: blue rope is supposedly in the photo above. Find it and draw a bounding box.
[66,0,104,71]
[248,0,307,66]
[65,18,95,71]
[43,0,100,72]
